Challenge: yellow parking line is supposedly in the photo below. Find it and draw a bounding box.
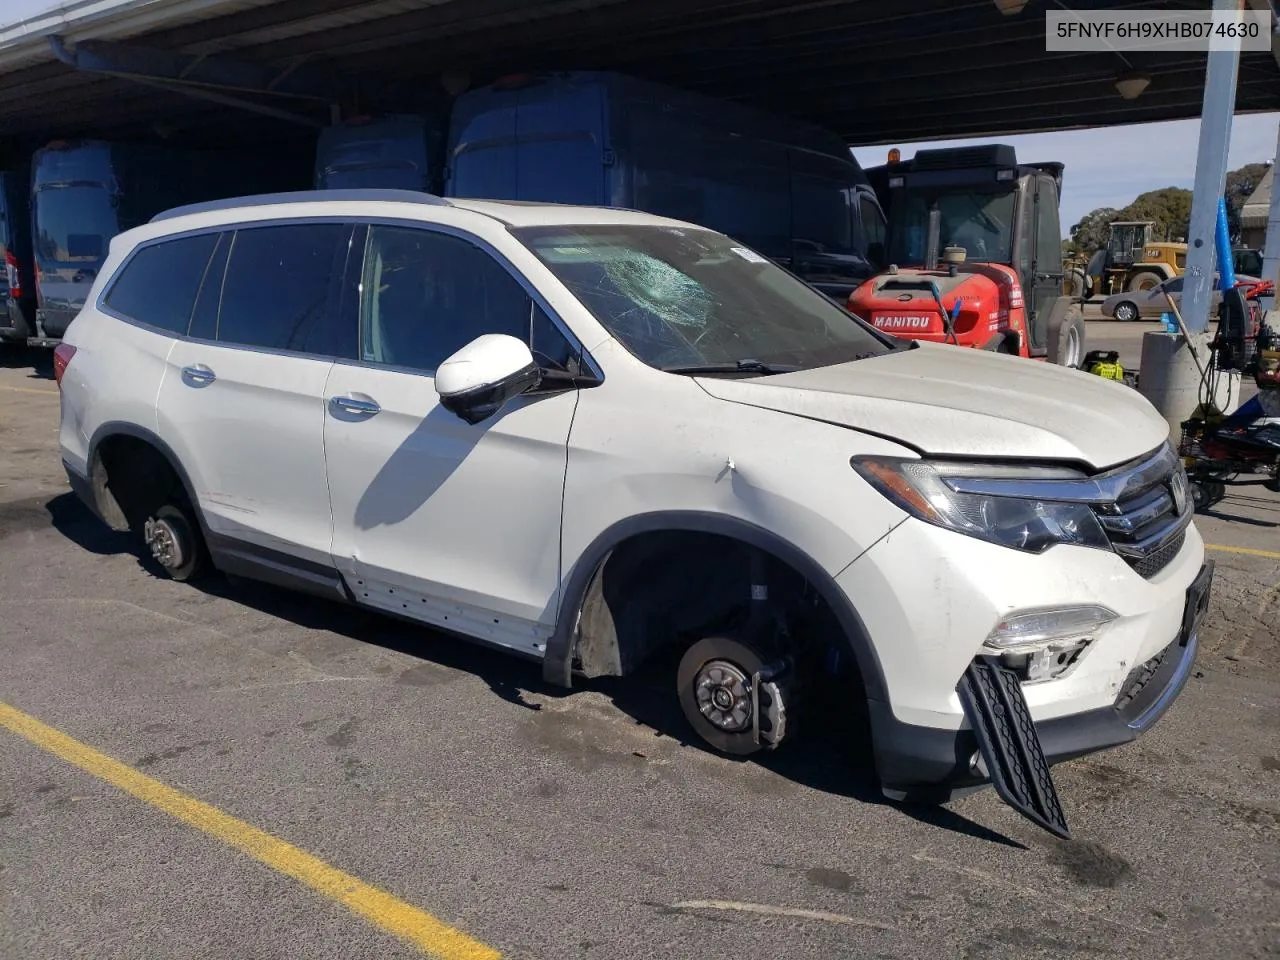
[0,385,57,396]
[0,700,500,960]
[1205,544,1280,560]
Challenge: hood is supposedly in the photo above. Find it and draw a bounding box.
[694,342,1168,470]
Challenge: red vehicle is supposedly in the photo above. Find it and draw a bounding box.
[847,145,1085,368]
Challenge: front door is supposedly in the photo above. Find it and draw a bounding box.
[1028,174,1065,352]
[157,221,354,567]
[322,223,582,655]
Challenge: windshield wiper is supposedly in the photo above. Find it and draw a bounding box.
[662,359,800,376]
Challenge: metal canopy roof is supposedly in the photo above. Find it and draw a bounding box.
[0,0,1276,160]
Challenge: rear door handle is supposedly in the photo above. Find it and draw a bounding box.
[181,363,216,386]
[329,394,380,417]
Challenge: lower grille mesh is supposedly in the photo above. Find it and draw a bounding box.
[1127,531,1186,579]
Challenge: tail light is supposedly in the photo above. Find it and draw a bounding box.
[4,250,21,298]
[52,342,76,386]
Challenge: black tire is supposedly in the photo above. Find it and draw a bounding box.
[143,503,207,582]
[1112,300,1140,323]
[677,635,785,756]
[1191,481,1212,513]
[1064,269,1086,300]
[1048,304,1085,368]
[1127,270,1164,293]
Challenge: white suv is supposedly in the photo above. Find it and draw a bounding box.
[54,189,1212,838]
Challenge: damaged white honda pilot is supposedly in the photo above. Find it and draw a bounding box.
[54,190,1212,838]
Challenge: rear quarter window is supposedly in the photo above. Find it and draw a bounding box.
[102,232,221,334]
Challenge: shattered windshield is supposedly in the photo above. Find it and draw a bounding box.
[888,189,1016,264]
[508,224,899,374]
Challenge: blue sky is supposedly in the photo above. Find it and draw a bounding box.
[851,112,1280,239]
[9,0,1280,240]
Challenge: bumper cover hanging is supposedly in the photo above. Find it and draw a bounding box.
[958,657,1072,840]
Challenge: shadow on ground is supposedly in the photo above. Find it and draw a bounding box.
[45,490,1021,848]
[0,345,54,380]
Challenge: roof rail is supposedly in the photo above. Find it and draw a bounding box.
[149,188,451,223]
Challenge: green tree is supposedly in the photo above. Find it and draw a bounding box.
[1115,187,1193,242]
[1068,206,1117,253]
[1224,161,1269,242]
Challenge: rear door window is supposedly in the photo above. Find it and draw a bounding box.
[34,184,118,265]
[103,232,221,334]
[217,222,351,352]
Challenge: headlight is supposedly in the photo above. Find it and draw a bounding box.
[851,455,1110,553]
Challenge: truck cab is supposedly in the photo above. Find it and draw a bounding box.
[850,144,1083,367]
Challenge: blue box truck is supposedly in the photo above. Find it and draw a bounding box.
[443,71,887,300]
[314,114,444,192]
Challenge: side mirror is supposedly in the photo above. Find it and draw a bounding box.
[435,333,541,425]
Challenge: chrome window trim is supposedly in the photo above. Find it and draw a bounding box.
[92,212,604,383]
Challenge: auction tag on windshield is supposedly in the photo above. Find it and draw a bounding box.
[730,247,768,263]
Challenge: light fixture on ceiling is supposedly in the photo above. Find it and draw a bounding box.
[1115,72,1151,100]
[993,0,1029,13]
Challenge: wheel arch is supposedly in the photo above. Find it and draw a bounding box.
[542,511,889,704]
[87,421,208,539]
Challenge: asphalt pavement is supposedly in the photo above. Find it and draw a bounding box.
[0,339,1277,960]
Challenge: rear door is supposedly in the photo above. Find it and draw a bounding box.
[513,79,607,204]
[157,220,356,568]
[31,181,118,337]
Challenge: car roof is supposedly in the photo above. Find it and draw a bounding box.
[147,189,700,231]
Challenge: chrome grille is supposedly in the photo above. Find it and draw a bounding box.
[1088,444,1192,580]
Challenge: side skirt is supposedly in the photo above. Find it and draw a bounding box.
[205,535,549,665]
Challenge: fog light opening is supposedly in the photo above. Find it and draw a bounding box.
[983,604,1117,684]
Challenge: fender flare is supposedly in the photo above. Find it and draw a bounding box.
[87,421,210,540]
[542,511,889,703]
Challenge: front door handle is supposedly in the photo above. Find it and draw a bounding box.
[181,363,216,386]
[329,394,381,417]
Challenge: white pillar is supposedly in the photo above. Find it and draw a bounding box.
[1179,0,1243,334]
[1140,0,1244,433]
[1261,121,1280,318]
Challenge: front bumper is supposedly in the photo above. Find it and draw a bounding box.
[871,560,1210,798]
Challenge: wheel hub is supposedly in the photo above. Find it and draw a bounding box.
[693,660,752,733]
[144,517,183,569]
[1067,327,1082,367]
